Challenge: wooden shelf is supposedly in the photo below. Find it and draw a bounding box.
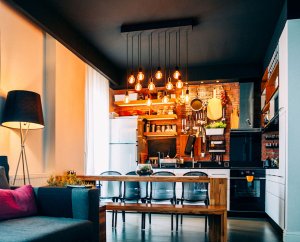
[114,98,176,107]
[261,87,278,113]
[144,131,177,137]
[139,114,177,120]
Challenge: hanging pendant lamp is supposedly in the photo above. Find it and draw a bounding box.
[155,33,163,80]
[165,32,173,91]
[173,31,181,80]
[128,35,135,84]
[124,34,130,103]
[136,33,144,81]
[148,33,156,91]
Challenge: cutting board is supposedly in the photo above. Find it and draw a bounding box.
[230,108,239,129]
[207,89,222,120]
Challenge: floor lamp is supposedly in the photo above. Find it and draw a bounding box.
[1,90,44,185]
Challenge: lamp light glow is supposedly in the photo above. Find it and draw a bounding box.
[155,67,163,80]
[124,91,130,103]
[185,89,190,103]
[146,95,152,106]
[135,81,142,91]
[162,93,170,104]
[128,72,135,84]
[176,76,184,88]
[137,68,144,81]
[148,78,156,91]
[166,77,173,90]
[173,66,181,79]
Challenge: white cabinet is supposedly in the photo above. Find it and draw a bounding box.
[265,190,285,229]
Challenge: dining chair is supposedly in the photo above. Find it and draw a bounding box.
[177,171,209,232]
[99,170,122,227]
[149,171,176,230]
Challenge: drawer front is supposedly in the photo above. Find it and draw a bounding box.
[265,191,285,229]
[266,180,285,200]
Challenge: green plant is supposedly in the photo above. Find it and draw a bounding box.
[47,174,83,187]
[205,121,227,129]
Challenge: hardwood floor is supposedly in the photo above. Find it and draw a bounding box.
[106,212,282,242]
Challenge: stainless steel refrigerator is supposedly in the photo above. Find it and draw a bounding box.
[109,116,138,174]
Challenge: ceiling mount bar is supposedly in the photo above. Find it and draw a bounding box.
[121,18,196,33]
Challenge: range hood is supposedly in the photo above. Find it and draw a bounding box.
[239,82,254,129]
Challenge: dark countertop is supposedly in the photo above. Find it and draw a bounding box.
[153,161,278,169]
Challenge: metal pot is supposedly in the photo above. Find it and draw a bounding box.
[190,98,203,111]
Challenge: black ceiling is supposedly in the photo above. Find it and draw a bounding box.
[7,0,285,89]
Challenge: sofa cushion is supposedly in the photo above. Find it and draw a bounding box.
[0,216,93,242]
[0,185,37,220]
[35,187,73,218]
[0,166,9,189]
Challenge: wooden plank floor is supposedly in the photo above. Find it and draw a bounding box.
[105,212,282,242]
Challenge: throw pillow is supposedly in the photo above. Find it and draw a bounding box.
[0,166,10,189]
[0,185,37,220]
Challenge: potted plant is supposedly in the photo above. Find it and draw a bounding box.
[136,164,153,176]
[205,121,227,135]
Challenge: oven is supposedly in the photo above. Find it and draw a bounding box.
[230,169,265,212]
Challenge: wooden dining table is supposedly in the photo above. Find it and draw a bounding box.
[78,175,227,242]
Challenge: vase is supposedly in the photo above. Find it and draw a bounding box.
[0,156,9,182]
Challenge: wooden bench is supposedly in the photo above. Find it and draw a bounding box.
[103,202,227,242]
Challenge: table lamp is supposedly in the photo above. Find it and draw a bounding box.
[1,90,44,185]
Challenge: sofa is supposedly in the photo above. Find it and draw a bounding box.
[0,186,100,242]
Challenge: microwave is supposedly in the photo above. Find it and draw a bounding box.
[230,129,262,166]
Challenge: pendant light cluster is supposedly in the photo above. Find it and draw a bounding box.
[126,29,188,96]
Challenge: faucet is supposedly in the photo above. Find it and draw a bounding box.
[191,150,195,168]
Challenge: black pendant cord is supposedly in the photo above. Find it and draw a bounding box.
[186,30,188,83]
[139,32,142,69]
[148,34,151,78]
[168,32,171,78]
[131,35,134,72]
[175,31,178,67]
[178,29,181,68]
[164,31,167,86]
[158,32,160,67]
[126,33,129,89]
[150,32,153,77]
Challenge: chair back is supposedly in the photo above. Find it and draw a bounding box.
[99,171,122,199]
[123,171,140,200]
[182,171,209,203]
[150,171,176,201]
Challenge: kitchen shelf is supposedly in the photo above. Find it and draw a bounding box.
[144,131,177,137]
[114,98,176,107]
[139,114,177,121]
[263,111,279,132]
[261,87,278,113]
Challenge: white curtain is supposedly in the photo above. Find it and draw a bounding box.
[85,65,109,175]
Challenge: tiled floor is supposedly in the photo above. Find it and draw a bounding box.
[106,212,282,242]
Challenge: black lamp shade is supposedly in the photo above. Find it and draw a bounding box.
[1,90,44,129]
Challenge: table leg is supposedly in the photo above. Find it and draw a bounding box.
[99,206,106,242]
[208,214,226,242]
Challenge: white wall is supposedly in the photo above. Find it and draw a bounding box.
[0,1,44,175]
[284,19,300,242]
[0,1,86,182]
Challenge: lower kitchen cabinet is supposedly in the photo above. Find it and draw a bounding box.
[265,190,285,229]
[265,170,285,229]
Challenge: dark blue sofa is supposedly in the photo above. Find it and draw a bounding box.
[0,187,100,242]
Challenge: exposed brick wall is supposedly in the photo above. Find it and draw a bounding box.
[111,82,240,163]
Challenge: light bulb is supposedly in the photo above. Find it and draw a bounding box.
[128,72,135,84]
[185,89,190,103]
[176,76,184,88]
[166,77,173,90]
[173,66,181,79]
[155,67,163,80]
[162,93,170,104]
[135,81,142,91]
[137,68,144,81]
[148,78,156,91]
[124,91,130,104]
[146,97,152,106]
